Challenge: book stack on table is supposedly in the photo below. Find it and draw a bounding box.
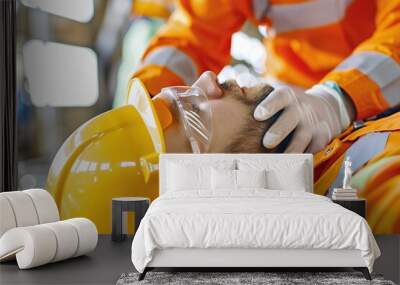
[332,188,359,200]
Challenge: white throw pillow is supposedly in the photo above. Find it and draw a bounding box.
[167,163,211,191]
[267,163,307,191]
[237,159,308,191]
[236,169,267,189]
[211,168,236,190]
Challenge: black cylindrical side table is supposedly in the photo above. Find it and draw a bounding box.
[112,197,150,242]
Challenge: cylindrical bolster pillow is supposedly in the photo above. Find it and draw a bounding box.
[0,189,59,238]
[0,191,39,228]
[0,226,57,268]
[0,196,17,237]
[64,218,98,257]
[0,218,98,269]
[23,189,59,224]
[42,221,79,262]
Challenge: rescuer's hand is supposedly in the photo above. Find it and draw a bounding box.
[254,84,353,153]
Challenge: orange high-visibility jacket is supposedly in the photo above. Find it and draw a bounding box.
[314,112,400,234]
[314,112,400,195]
[133,0,400,120]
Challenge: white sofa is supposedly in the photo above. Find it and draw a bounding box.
[0,189,98,269]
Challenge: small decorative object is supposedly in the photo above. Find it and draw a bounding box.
[332,157,359,200]
[343,156,353,190]
[332,188,358,200]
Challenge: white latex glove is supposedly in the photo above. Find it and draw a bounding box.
[192,71,223,98]
[254,84,353,153]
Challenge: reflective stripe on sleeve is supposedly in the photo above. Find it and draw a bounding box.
[266,0,353,34]
[143,46,198,85]
[252,0,269,20]
[381,78,400,106]
[335,51,400,106]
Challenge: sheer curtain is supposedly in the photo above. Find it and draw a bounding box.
[0,0,17,192]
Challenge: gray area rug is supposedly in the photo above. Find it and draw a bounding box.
[117,271,395,285]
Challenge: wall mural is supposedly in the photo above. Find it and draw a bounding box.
[47,76,400,235]
[16,0,400,236]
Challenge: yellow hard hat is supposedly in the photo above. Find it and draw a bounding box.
[46,79,166,234]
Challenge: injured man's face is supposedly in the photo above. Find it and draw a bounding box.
[162,80,286,153]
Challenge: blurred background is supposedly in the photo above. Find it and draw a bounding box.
[16,0,266,189]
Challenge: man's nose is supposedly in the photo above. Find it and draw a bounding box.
[192,71,223,98]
